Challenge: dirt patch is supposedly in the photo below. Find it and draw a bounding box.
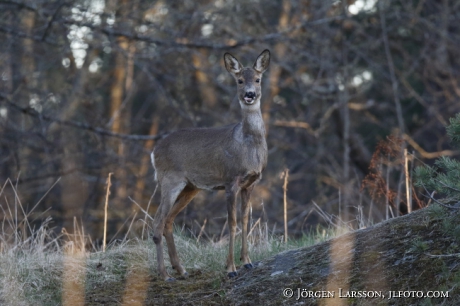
[226,206,460,305]
[85,268,227,305]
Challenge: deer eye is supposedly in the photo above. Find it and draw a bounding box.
[238,79,243,84]
[256,79,260,83]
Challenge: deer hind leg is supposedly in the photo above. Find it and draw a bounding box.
[240,186,254,269]
[164,186,199,277]
[225,183,239,277]
[152,179,187,282]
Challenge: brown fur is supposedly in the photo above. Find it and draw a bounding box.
[151,50,270,281]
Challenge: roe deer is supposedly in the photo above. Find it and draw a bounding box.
[151,49,270,281]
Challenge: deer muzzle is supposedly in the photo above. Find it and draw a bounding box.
[244,91,256,104]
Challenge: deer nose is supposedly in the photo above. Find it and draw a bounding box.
[245,92,256,99]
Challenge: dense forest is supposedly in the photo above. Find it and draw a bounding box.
[0,0,459,240]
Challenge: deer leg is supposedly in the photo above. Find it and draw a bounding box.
[225,184,239,277]
[164,187,199,277]
[152,180,186,282]
[240,186,254,269]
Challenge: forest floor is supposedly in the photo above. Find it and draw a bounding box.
[1,204,459,305]
[83,205,460,305]
[225,205,460,306]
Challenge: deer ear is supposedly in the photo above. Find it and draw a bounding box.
[253,49,270,73]
[224,53,242,75]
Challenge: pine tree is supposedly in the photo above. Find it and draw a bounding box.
[414,113,460,206]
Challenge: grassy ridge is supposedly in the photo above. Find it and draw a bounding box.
[0,177,338,305]
[0,216,334,305]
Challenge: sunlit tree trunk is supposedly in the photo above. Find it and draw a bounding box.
[109,39,128,137]
[263,0,290,134]
[109,37,128,214]
[108,0,137,220]
[192,49,217,108]
[21,11,36,89]
[134,116,159,208]
[16,10,37,214]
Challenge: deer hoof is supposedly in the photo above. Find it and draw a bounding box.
[227,271,238,278]
[244,263,254,269]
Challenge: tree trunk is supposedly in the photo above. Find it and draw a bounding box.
[108,0,137,221]
[263,0,290,134]
[133,116,159,209]
[192,49,217,108]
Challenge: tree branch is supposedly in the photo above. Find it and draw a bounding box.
[0,93,163,141]
[421,186,460,209]
[403,134,460,159]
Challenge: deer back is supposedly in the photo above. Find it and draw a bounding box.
[153,121,267,190]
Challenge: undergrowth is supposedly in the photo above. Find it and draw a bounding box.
[0,177,336,305]
[0,225,334,305]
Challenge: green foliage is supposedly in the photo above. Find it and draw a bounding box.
[426,204,447,220]
[410,238,429,254]
[414,113,460,204]
[447,113,460,145]
[442,220,460,243]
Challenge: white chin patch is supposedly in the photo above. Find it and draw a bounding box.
[244,97,254,104]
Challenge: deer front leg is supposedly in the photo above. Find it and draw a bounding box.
[225,185,238,277]
[164,188,199,277]
[152,213,173,282]
[240,186,254,269]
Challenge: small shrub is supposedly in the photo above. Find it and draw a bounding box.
[415,113,460,206]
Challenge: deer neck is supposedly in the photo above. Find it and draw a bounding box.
[240,102,266,141]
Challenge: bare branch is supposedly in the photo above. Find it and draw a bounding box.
[0,92,163,141]
[420,186,460,210]
[403,134,460,159]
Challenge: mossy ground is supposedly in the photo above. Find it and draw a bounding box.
[227,205,460,305]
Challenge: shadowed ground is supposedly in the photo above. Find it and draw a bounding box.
[82,205,460,305]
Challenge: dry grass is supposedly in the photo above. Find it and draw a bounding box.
[0,226,333,305]
[3,177,458,305]
[0,179,335,305]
